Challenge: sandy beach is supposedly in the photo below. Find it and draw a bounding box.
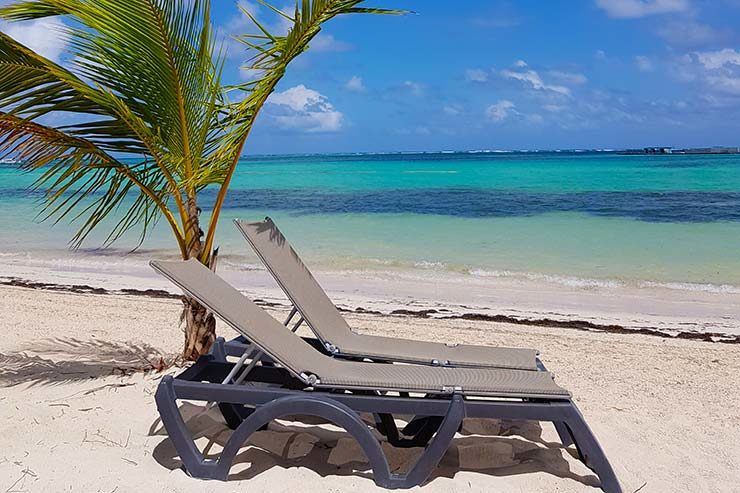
[2,0,740,491]
[1,283,739,493]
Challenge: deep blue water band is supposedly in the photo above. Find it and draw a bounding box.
[209,188,740,223]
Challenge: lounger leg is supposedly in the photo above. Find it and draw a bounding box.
[216,394,394,485]
[155,376,221,479]
[374,414,441,448]
[564,405,622,493]
[554,421,575,447]
[393,394,465,487]
[401,416,429,436]
[537,363,576,448]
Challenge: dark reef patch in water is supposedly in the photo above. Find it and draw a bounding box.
[3,186,739,222]
[211,188,740,223]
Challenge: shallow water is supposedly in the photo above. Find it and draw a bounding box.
[1,151,739,290]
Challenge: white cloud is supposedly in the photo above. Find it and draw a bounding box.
[688,49,740,95]
[267,85,343,132]
[465,68,489,82]
[695,48,740,70]
[239,67,264,81]
[548,70,588,85]
[501,63,571,96]
[403,80,424,96]
[544,104,567,113]
[656,20,724,47]
[223,1,349,59]
[485,100,516,122]
[635,56,654,72]
[705,75,740,94]
[443,104,463,116]
[595,0,690,18]
[312,34,352,52]
[3,17,67,62]
[345,75,366,92]
[514,60,529,68]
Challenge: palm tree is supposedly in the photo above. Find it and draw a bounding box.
[0,0,402,360]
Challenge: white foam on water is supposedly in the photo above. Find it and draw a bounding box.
[413,260,446,269]
[468,268,624,289]
[639,280,740,294]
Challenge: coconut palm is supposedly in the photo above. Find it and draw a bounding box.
[0,0,402,360]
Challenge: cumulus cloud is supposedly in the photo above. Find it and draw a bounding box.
[594,0,690,18]
[485,100,516,122]
[403,80,424,96]
[678,48,740,96]
[695,48,740,69]
[635,56,655,72]
[267,85,343,132]
[311,34,352,52]
[544,104,567,113]
[465,69,489,82]
[443,104,463,116]
[548,70,588,85]
[2,17,67,62]
[345,75,366,92]
[500,63,571,96]
[656,20,727,48]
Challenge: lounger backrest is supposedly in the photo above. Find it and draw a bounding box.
[234,218,353,347]
[150,259,331,381]
[151,260,569,399]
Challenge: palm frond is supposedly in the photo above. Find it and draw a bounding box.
[1,0,401,260]
[0,112,182,249]
[0,0,231,254]
[200,0,407,262]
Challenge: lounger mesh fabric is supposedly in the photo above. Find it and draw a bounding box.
[152,259,569,399]
[234,218,538,370]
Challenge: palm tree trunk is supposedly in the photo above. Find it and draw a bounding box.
[180,196,216,361]
[181,294,216,361]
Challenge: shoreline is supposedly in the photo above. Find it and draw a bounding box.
[3,275,739,345]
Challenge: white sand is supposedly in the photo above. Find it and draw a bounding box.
[1,285,740,492]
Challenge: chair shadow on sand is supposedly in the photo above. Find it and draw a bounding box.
[150,402,601,489]
[0,338,171,387]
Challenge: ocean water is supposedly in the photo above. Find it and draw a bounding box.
[1,151,740,291]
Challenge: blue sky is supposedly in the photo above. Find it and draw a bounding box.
[4,0,740,153]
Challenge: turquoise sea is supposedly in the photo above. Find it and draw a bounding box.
[1,151,739,290]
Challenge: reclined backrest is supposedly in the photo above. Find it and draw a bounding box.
[151,259,331,381]
[234,218,354,347]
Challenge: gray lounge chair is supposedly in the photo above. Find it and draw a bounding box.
[234,217,538,371]
[151,259,622,492]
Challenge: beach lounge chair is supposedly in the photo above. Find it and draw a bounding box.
[233,217,538,371]
[151,259,622,492]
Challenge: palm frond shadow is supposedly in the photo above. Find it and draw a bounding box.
[0,338,175,387]
[248,216,322,284]
[150,403,600,488]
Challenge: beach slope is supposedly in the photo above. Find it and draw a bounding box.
[1,285,738,492]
